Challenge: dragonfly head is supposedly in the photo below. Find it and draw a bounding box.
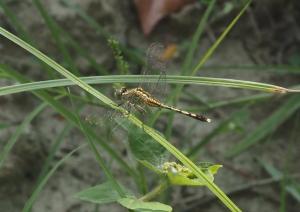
[115,87,127,99]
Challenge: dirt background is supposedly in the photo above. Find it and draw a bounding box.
[0,0,300,211]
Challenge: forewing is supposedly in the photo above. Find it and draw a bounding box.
[139,42,167,100]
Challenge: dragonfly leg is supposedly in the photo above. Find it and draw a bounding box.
[117,101,126,107]
[124,102,133,117]
[133,104,147,114]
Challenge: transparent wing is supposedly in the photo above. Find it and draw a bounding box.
[139,42,167,100]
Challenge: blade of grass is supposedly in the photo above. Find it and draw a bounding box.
[152,0,252,125]
[32,0,79,75]
[1,72,297,97]
[161,0,216,136]
[0,102,48,168]
[0,1,55,78]
[60,0,143,65]
[22,144,87,212]
[181,0,216,75]
[33,0,108,75]
[171,0,252,103]
[201,65,300,75]
[68,88,126,197]
[0,0,107,75]
[35,124,72,185]
[192,0,251,74]
[25,124,72,212]
[59,28,108,75]
[0,27,241,212]
[259,160,300,202]
[0,0,27,38]
[200,93,271,111]
[226,95,300,157]
[188,109,248,159]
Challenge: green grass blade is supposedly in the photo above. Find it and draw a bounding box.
[169,0,251,104]
[0,72,296,97]
[32,0,79,75]
[0,27,241,212]
[202,93,271,111]
[60,0,143,65]
[226,95,300,157]
[0,0,106,76]
[157,0,216,129]
[35,124,72,185]
[24,124,72,211]
[0,0,28,38]
[59,29,108,75]
[260,160,300,202]
[22,144,86,212]
[0,1,55,78]
[188,109,248,159]
[192,0,252,74]
[0,102,48,168]
[181,0,216,75]
[68,88,126,197]
[36,0,108,75]
[202,64,300,75]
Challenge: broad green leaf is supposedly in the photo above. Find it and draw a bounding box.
[118,197,172,212]
[74,181,131,204]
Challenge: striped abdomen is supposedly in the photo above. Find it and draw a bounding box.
[160,104,211,123]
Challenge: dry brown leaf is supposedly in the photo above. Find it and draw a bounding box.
[134,0,195,35]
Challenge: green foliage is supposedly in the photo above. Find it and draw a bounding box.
[226,95,300,157]
[118,198,172,212]
[74,182,130,204]
[1,0,300,211]
[75,182,172,211]
[260,160,300,202]
[140,161,222,186]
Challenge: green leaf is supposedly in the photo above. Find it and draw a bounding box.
[118,197,172,212]
[141,161,222,186]
[74,181,130,204]
[167,163,222,186]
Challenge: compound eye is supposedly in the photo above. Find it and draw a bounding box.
[120,87,127,94]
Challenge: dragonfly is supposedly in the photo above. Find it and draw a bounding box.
[115,43,211,123]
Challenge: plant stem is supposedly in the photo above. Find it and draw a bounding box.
[139,181,169,202]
